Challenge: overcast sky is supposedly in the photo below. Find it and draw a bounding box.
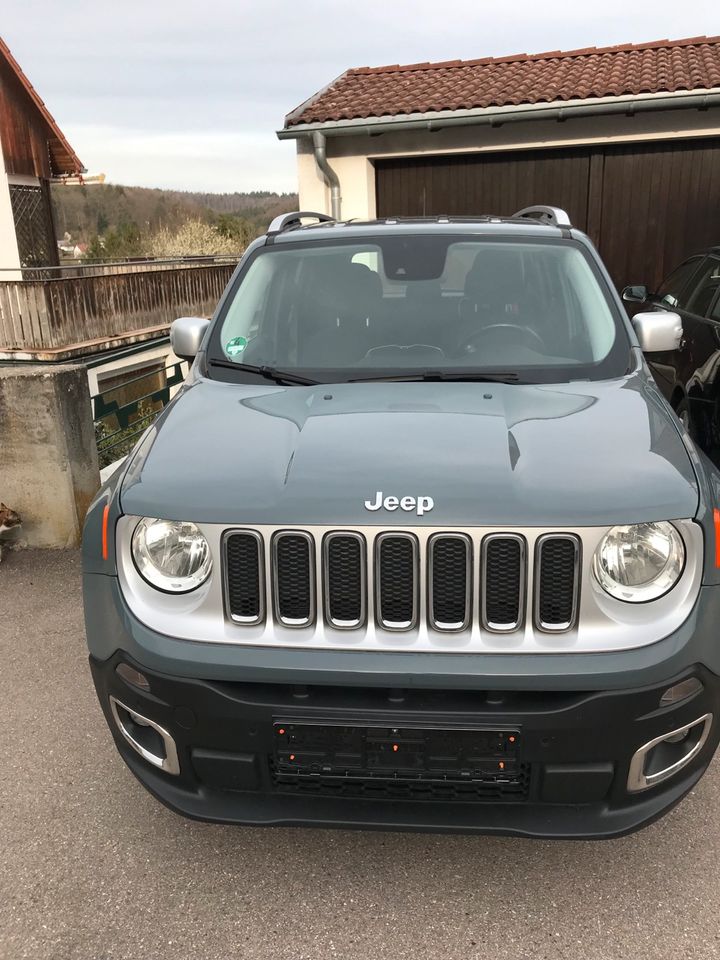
[3,1,717,194]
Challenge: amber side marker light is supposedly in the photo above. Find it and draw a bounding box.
[101,503,110,560]
[115,662,151,691]
[660,677,703,706]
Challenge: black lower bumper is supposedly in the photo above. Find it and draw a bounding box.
[90,654,720,838]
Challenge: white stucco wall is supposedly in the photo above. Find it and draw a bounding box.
[0,139,22,278]
[295,104,720,221]
[86,341,182,396]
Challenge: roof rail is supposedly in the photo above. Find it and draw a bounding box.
[267,210,336,235]
[513,205,572,228]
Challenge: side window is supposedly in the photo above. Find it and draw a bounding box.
[656,257,704,310]
[710,292,720,322]
[685,258,720,318]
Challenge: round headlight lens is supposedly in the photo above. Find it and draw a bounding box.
[131,518,212,593]
[592,521,685,603]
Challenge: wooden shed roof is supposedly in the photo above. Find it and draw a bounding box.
[0,36,84,176]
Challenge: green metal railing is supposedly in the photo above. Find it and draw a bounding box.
[92,360,188,468]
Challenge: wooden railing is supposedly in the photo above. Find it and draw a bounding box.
[0,258,238,359]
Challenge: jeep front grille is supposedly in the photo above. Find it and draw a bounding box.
[482,534,525,632]
[535,535,581,631]
[272,532,315,627]
[428,534,471,631]
[324,532,366,628]
[223,527,582,636]
[224,531,264,624]
[376,533,419,630]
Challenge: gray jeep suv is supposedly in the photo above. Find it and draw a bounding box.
[83,207,720,838]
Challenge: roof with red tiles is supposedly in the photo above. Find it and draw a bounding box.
[285,36,720,128]
[0,36,84,175]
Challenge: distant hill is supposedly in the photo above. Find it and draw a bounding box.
[51,184,299,246]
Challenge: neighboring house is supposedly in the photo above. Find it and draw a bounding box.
[0,36,84,275]
[0,36,236,471]
[279,35,720,290]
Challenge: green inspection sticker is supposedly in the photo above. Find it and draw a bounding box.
[225,336,248,357]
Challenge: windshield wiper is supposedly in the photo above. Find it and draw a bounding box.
[208,359,319,385]
[347,370,524,384]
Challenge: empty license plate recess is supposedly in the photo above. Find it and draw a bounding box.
[273,722,520,782]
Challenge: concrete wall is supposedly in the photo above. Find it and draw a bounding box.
[0,363,100,547]
[295,105,720,220]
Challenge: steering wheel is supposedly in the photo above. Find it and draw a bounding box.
[460,323,547,355]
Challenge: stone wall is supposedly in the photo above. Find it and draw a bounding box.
[0,363,100,546]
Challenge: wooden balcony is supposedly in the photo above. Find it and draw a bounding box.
[0,257,238,361]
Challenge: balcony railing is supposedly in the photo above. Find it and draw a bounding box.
[93,359,189,469]
[0,257,238,360]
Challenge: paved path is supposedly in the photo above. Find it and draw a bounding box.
[2,549,719,960]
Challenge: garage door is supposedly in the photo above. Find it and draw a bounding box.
[375,137,720,291]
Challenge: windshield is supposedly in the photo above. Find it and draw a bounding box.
[211,235,628,383]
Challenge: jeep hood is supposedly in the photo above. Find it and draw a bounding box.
[121,374,698,527]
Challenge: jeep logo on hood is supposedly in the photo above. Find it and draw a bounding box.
[364,491,434,516]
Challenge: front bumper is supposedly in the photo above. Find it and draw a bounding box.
[90,651,719,838]
[84,574,720,837]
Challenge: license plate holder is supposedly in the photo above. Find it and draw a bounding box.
[273,722,520,781]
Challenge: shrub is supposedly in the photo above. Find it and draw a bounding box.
[146,218,243,258]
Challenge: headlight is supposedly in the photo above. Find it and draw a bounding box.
[131,518,212,593]
[592,521,685,603]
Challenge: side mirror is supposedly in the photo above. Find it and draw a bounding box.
[632,311,683,353]
[622,284,649,303]
[170,316,211,361]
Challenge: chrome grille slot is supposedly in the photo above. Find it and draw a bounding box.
[324,532,366,628]
[375,533,419,630]
[535,534,581,632]
[428,534,471,631]
[272,531,315,627]
[482,534,525,632]
[224,530,264,624]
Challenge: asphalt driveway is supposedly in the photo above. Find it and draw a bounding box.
[2,549,720,960]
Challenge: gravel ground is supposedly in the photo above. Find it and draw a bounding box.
[1,548,719,960]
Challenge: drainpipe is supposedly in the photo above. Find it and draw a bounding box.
[312,131,342,220]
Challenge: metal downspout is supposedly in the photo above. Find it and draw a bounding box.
[312,131,342,220]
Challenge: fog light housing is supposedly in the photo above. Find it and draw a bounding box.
[109,696,180,775]
[627,714,712,792]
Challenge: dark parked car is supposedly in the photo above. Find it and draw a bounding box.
[84,207,720,839]
[624,249,720,459]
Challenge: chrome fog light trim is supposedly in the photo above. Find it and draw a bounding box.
[627,713,712,793]
[109,696,180,776]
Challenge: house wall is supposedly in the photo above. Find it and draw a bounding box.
[0,138,22,276]
[295,105,720,220]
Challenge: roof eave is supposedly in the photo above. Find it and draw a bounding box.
[0,36,85,175]
[277,87,720,139]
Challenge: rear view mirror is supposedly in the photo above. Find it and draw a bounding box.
[632,311,683,353]
[170,316,211,361]
[622,284,649,303]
